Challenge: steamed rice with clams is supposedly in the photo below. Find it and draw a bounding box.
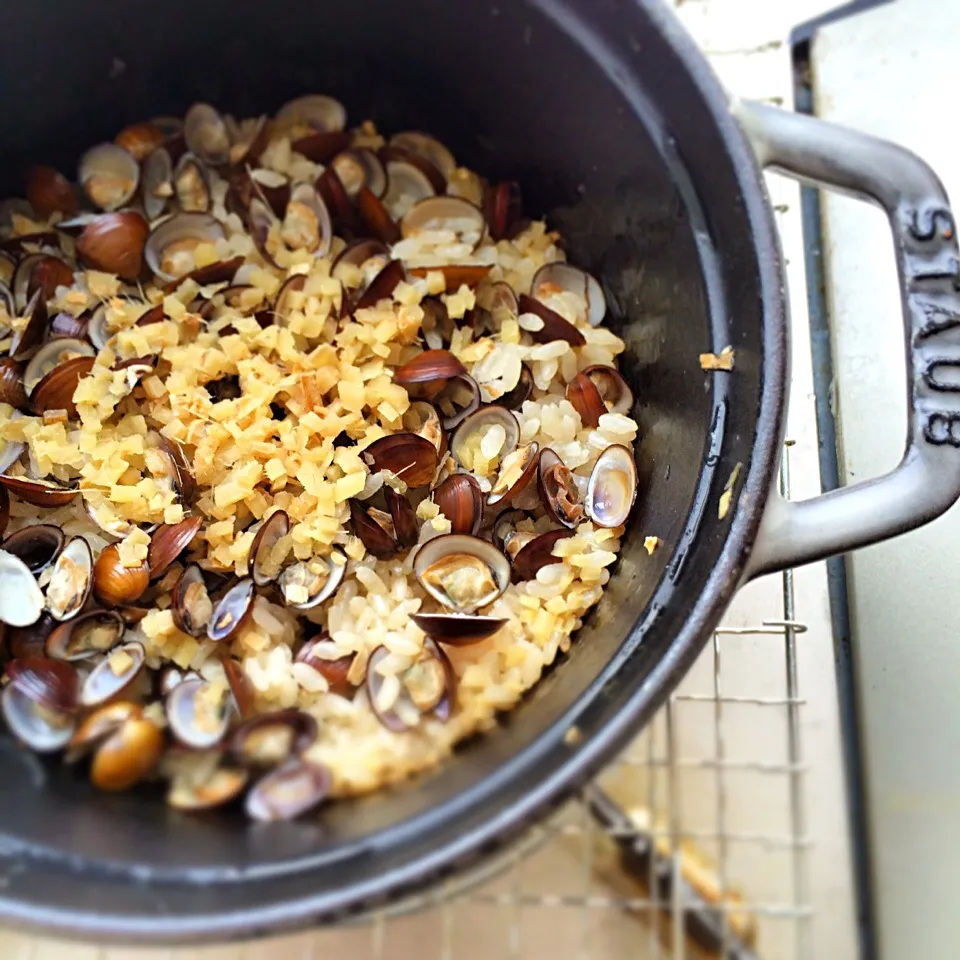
[0,95,639,820]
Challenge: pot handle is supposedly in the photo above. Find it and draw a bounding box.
[734,100,960,579]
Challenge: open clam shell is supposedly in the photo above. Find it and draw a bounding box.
[172,564,215,638]
[331,148,387,198]
[582,364,634,416]
[1,683,75,752]
[29,353,96,419]
[142,146,174,221]
[2,524,64,572]
[166,676,231,749]
[207,578,256,642]
[9,289,49,360]
[168,758,249,812]
[247,510,290,587]
[45,609,125,660]
[402,401,446,459]
[487,441,539,508]
[400,196,485,246]
[353,258,405,310]
[184,103,231,165]
[7,656,79,712]
[79,143,140,211]
[279,182,333,257]
[229,709,317,768]
[450,405,520,474]
[23,338,95,396]
[144,213,226,283]
[275,94,346,134]
[531,262,606,327]
[389,131,457,182]
[278,549,347,611]
[366,639,455,732]
[45,536,93,621]
[585,444,638,528]
[381,160,436,220]
[66,700,141,761]
[173,152,212,213]
[245,758,332,822]
[80,641,146,708]
[413,534,510,613]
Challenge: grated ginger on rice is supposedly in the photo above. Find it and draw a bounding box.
[0,94,642,817]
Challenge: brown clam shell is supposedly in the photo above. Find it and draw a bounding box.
[89,716,163,792]
[408,264,492,292]
[0,475,79,508]
[30,355,96,418]
[357,186,400,245]
[432,473,483,536]
[76,212,149,280]
[349,500,397,559]
[410,612,507,646]
[25,166,78,218]
[223,656,255,719]
[354,259,406,311]
[566,372,605,428]
[148,515,204,579]
[292,130,351,163]
[511,528,574,582]
[516,294,586,346]
[114,122,166,160]
[361,432,438,488]
[93,543,150,607]
[245,759,332,822]
[9,289,49,360]
[0,358,29,410]
[385,486,418,548]
[295,635,355,697]
[6,656,79,712]
[393,349,466,388]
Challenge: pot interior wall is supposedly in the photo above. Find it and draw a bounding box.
[0,0,771,934]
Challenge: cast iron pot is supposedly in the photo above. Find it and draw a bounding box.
[1,0,959,943]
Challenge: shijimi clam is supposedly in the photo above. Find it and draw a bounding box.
[0,92,637,820]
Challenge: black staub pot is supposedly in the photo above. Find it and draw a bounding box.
[1,0,959,943]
